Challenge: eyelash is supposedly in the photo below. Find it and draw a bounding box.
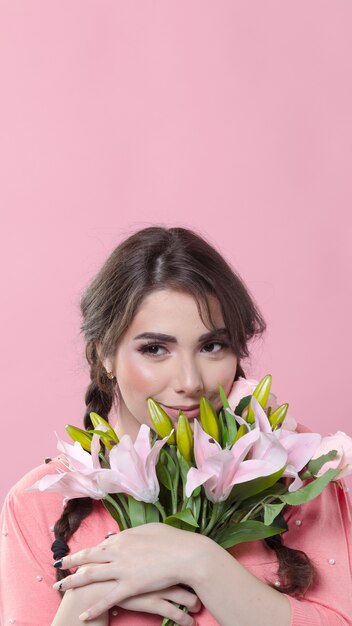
[137,341,230,357]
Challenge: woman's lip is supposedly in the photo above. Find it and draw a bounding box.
[160,404,200,419]
[161,404,199,410]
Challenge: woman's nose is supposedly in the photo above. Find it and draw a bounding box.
[173,356,204,394]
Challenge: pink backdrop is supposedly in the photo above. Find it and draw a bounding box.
[1,1,351,504]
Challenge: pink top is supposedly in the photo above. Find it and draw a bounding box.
[1,453,351,626]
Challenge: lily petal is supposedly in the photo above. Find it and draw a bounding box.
[193,419,222,466]
[55,433,94,470]
[275,430,322,472]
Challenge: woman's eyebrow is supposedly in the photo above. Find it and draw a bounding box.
[133,328,229,343]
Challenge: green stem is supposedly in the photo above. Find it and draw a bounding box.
[115,493,130,518]
[199,495,208,533]
[103,494,129,530]
[181,496,191,511]
[241,495,280,523]
[98,452,110,466]
[168,446,180,515]
[203,501,224,536]
[154,500,166,522]
[210,499,242,535]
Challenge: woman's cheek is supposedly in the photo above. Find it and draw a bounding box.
[213,356,238,392]
[119,352,162,388]
[118,357,168,408]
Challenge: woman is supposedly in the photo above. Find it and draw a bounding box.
[1,226,351,626]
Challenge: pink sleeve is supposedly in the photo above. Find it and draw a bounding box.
[282,478,352,625]
[0,459,68,626]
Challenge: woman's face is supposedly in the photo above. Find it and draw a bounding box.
[102,288,238,440]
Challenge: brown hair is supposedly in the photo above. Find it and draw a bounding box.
[52,225,316,597]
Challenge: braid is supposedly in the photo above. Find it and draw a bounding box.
[52,340,116,593]
[51,498,94,590]
[264,533,318,596]
[83,341,116,429]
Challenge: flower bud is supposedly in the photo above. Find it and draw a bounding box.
[176,412,194,463]
[269,403,289,430]
[65,425,93,452]
[233,424,247,443]
[247,374,272,424]
[199,396,221,443]
[147,398,176,444]
[89,412,119,449]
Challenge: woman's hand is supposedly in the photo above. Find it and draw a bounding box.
[53,523,207,621]
[69,578,201,626]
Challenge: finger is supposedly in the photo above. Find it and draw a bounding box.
[53,564,114,591]
[78,586,123,621]
[80,594,197,626]
[162,586,202,614]
[154,599,197,626]
[54,544,112,570]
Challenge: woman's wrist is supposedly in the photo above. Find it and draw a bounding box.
[180,533,218,590]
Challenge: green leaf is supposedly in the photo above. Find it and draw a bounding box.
[263,503,286,526]
[223,408,238,446]
[216,520,286,549]
[218,383,230,410]
[280,468,341,506]
[307,450,338,476]
[176,449,191,486]
[218,384,237,446]
[156,462,173,491]
[164,508,199,530]
[228,467,286,503]
[156,449,178,491]
[160,449,178,480]
[127,496,147,527]
[234,395,252,417]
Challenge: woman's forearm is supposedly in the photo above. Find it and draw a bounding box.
[51,587,108,626]
[185,537,291,626]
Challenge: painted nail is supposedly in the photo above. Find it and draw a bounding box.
[53,559,63,568]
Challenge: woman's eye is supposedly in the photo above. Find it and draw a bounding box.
[202,341,228,354]
[138,341,229,358]
[138,344,167,357]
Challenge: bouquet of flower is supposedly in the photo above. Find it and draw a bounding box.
[28,374,352,626]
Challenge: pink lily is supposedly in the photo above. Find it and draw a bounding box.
[95,424,172,503]
[226,377,297,430]
[244,397,322,492]
[227,376,279,414]
[26,431,107,500]
[185,418,287,503]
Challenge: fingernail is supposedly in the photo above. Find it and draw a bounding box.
[53,560,63,568]
[79,611,90,621]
